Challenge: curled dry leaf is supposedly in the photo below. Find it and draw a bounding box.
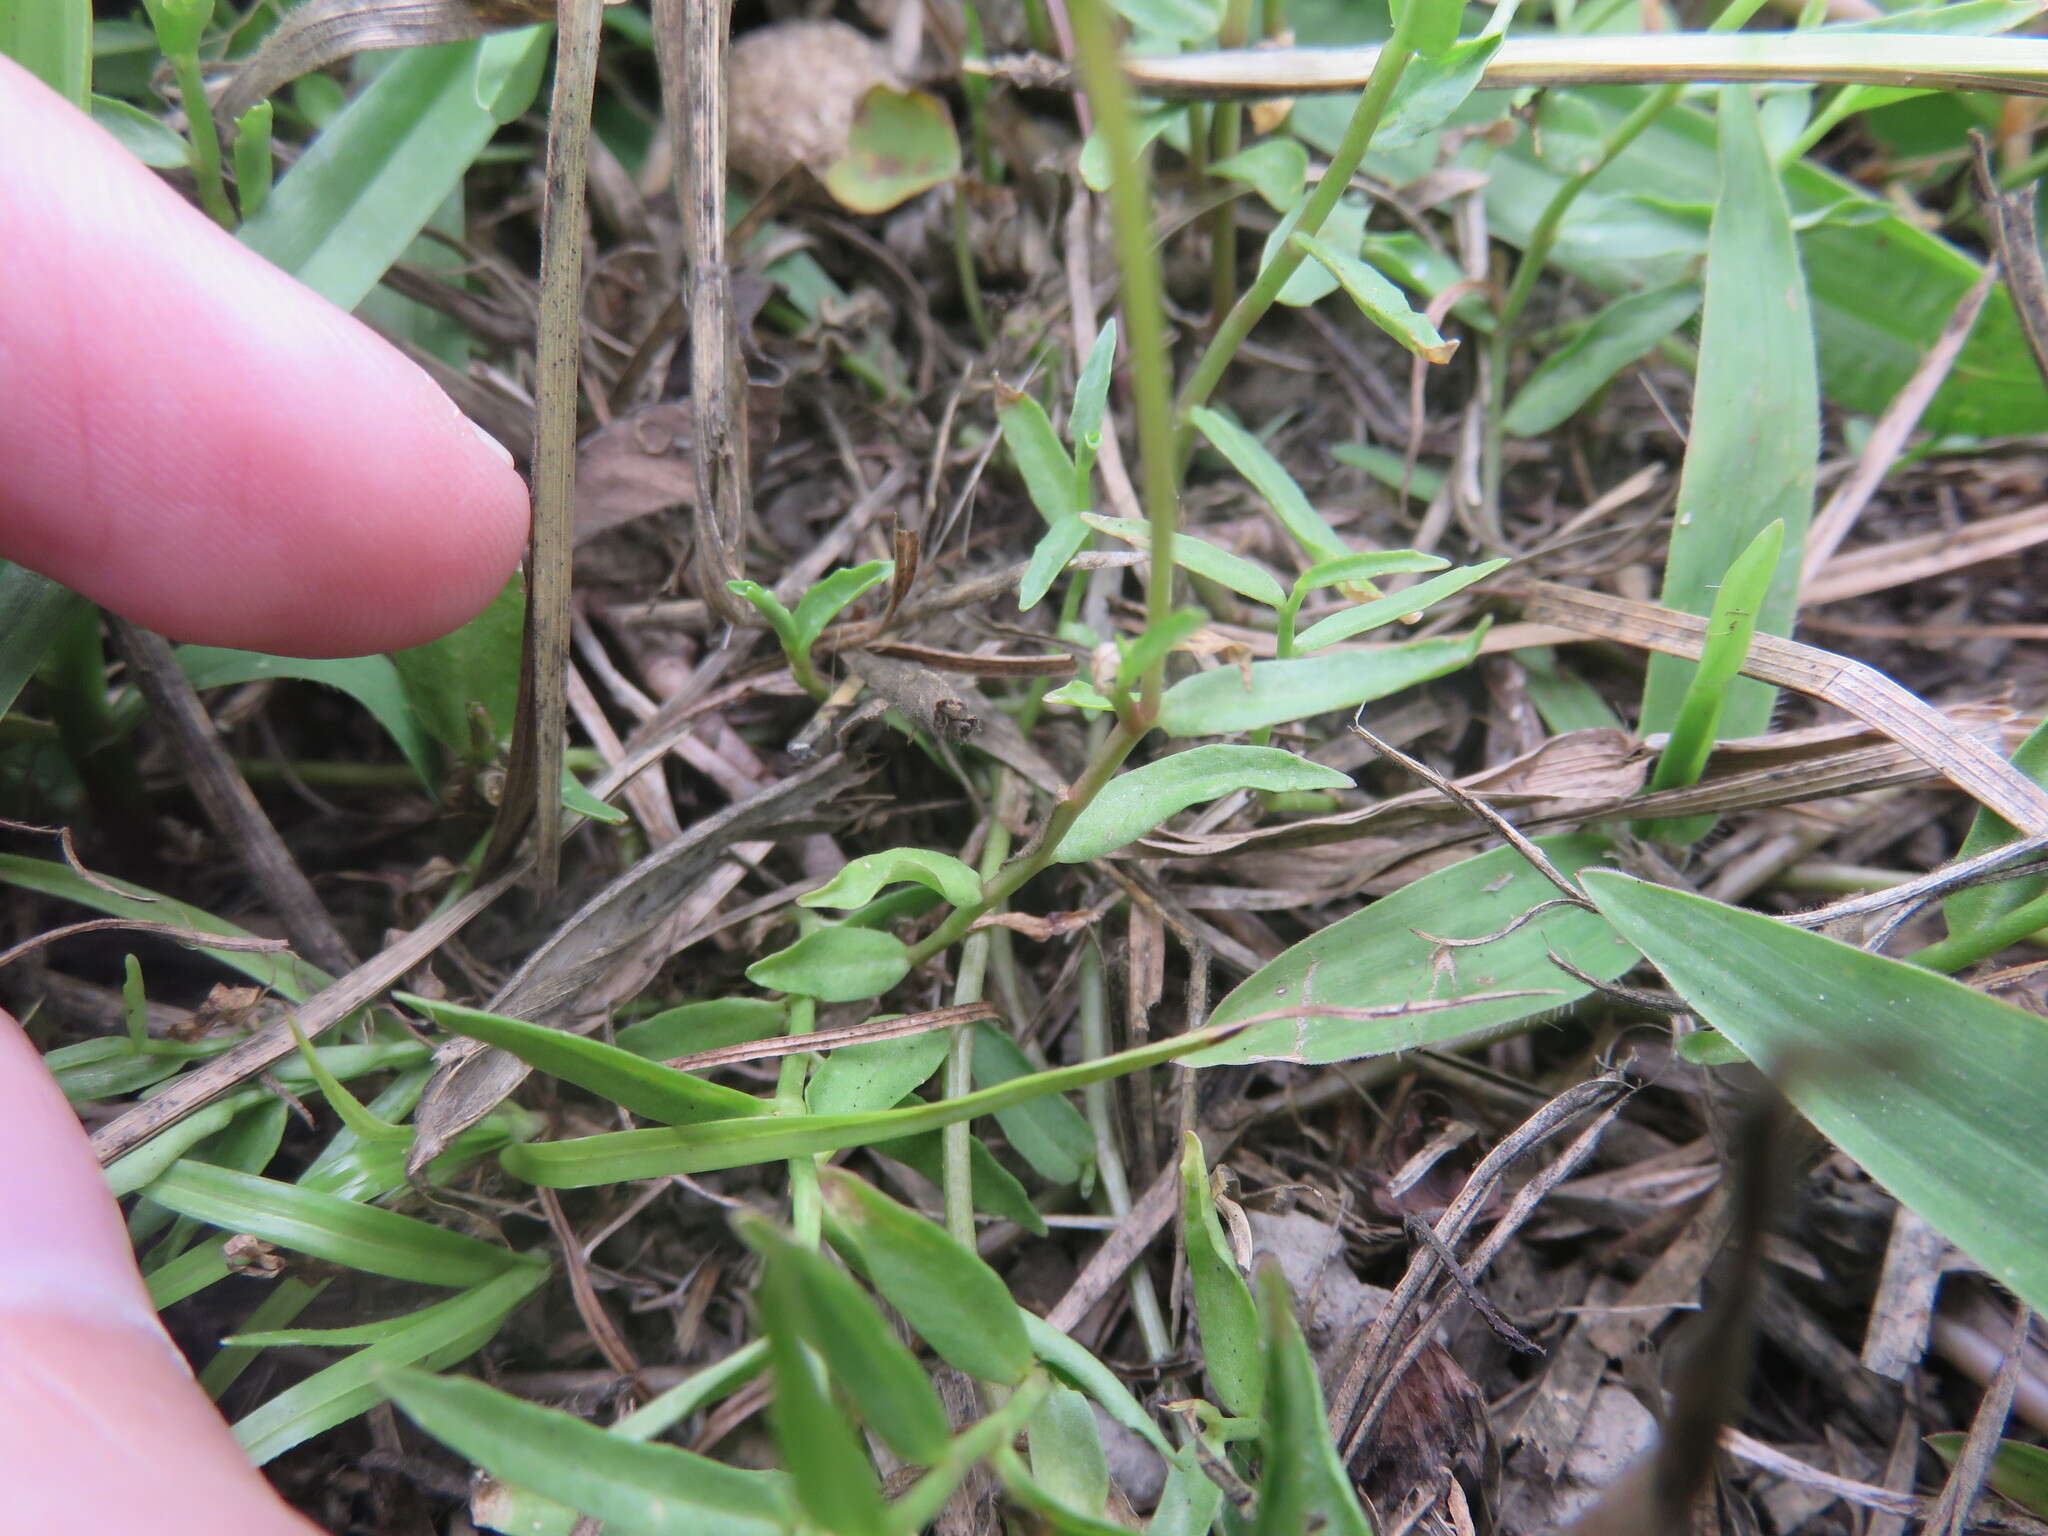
[726,20,901,189]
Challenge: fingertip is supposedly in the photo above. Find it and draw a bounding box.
[0,56,532,658]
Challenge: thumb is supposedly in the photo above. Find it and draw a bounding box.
[0,1011,316,1535]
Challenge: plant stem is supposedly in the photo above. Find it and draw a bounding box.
[1207,0,1253,332]
[1172,5,1424,453]
[907,717,1145,968]
[171,52,236,228]
[943,784,1016,1249]
[777,990,821,1244]
[1077,943,1173,1361]
[1069,0,1180,711]
[951,189,996,350]
[1908,887,2048,974]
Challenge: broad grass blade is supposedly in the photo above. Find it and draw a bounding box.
[1189,836,1636,1067]
[1641,88,1816,741]
[0,564,89,719]
[1583,869,2048,1317]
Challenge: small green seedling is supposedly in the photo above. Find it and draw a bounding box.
[728,560,892,698]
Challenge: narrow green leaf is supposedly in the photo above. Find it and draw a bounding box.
[1190,836,1636,1067]
[1377,32,1502,150]
[1329,443,1446,503]
[1642,519,1784,841]
[404,995,768,1126]
[1582,869,2048,1316]
[792,560,893,653]
[1503,282,1701,436]
[499,1021,1231,1187]
[885,1127,1048,1234]
[1393,0,1465,57]
[1181,1134,1262,1417]
[1020,515,1091,611]
[726,579,802,661]
[1292,558,1508,651]
[614,999,787,1060]
[999,391,1083,525]
[239,33,551,311]
[1078,106,1180,193]
[1210,139,1308,211]
[1189,406,1347,562]
[1,0,89,104]
[801,848,983,911]
[387,572,524,759]
[179,646,438,789]
[1157,630,1483,736]
[1081,514,1287,608]
[1019,1314,1174,1458]
[1055,746,1352,863]
[739,1214,951,1464]
[238,1264,547,1465]
[1292,549,1448,599]
[0,564,89,719]
[1262,196,1369,307]
[1028,1384,1113,1519]
[1641,87,1817,740]
[287,1022,407,1146]
[752,1242,891,1536]
[146,1161,523,1288]
[1070,319,1118,454]
[1253,1263,1372,1536]
[381,1362,794,1534]
[232,101,275,219]
[1943,715,2048,944]
[972,1021,1095,1188]
[0,854,329,999]
[807,1029,950,1116]
[1294,232,1459,364]
[822,1170,1034,1385]
[90,95,188,168]
[1043,677,1116,713]
[472,23,550,123]
[746,927,911,1003]
[1927,1434,2048,1519]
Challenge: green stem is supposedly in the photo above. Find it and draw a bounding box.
[951,187,996,350]
[942,791,1014,1249]
[1908,886,2048,974]
[1172,5,1424,455]
[1069,0,1180,711]
[778,990,821,1245]
[1077,944,1173,1361]
[171,52,236,228]
[1207,0,1252,333]
[906,718,1145,968]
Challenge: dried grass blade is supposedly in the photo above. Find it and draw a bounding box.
[664,1002,1001,1072]
[1513,581,2048,835]
[484,0,602,891]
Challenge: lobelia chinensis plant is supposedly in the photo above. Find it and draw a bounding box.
[13,0,2048,1526]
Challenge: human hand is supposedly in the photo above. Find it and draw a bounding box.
[0,54,529,1532]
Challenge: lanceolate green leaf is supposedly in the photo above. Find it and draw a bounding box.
[1181,1134,1262,1417]
[746,926,912,1003]
[0,854,329,1000]
[240,34,550,311]
[1582,869,2048,1317]
[792,560,893,651]
[381,1364,795,1535]
[1189,836,1637,1067]
[1082,514,1288,607]
[1943,715,2048,944]
[1502,281,1701,436]
[999,391,1083,524]
[0,564,88,718]
[1376,31,1501,149]
[1020,515,1091,610]
[1926,1435,2048,1519]
[822,1170,1034,1386]
[740,1214,951,1465]
[404,996,768,1126]
[1640,88,1816,740]
[1253,1263,1372,1536]
[145,1162,524,1288]
[235,1263,547,1465]
[1189,406,1348,562]
[178,646,438,789]
[1157,630,1483,736]
[1071,319,1118,455]
[0,0,89,104]
[1291,558,1508,651]
[1055,746,1352,862]
[800,848,983,911]
[498,1022,1240,1187]
[1294,232,1458,364]
[613,998,786,1060]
